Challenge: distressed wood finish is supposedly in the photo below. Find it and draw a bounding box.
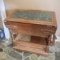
[4,21,56,38]
[5,10,57,26]
[4,10,57,56]
[13,40,49,56]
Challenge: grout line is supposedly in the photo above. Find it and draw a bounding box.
[22,52,24,60]
[14,50,22,55]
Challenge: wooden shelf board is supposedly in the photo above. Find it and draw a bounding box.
[13,40,49,56]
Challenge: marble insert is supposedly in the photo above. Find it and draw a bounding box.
[11,11,52,22]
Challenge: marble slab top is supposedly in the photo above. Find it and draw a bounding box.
[11,11,53,22]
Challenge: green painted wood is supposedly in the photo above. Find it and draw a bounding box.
[11,11,52,22]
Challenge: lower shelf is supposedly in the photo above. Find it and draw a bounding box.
[13,40,49,56]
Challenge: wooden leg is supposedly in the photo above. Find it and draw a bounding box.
[45,46,49,53]
[45,37,49,52]
[53,34,56,44]
[9,29,19,41]
[48,34,56,46]
[9,29,14,40]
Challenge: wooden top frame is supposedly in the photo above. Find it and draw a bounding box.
[5,10,57,27]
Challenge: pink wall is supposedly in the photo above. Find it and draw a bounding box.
[4,0,60,36]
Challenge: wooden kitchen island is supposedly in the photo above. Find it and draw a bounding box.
[4,10,57,56]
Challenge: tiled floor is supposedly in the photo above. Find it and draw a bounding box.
[0,35,60,60]
[0,47,55,60]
